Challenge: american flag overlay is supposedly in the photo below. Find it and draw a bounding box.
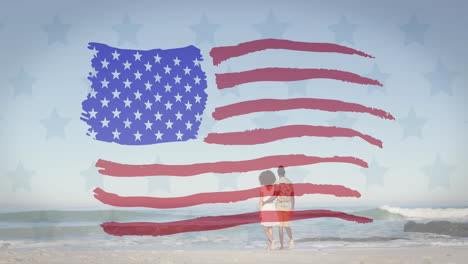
[83,39,395,236]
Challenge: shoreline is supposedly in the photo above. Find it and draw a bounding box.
[1,246,468,264]
[2,237,467,252]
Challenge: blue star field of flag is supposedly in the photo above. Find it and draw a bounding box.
[80,43,208,145]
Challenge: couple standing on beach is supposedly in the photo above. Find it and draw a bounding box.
[258,166,295,250]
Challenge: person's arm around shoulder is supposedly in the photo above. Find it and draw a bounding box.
[289,178,295,211]
[259,187,264,210]
[277,178,292,202]
[263,185,276,204]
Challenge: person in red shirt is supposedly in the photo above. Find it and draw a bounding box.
[275,166,295,249]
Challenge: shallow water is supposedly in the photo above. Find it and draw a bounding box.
[1,205,467,251]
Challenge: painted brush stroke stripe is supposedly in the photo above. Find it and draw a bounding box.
[212,98,395,121]
[93,183,361,209]
[215,68,382,89]
[96,155,368,177]
[101,210,373,237]
[204,125,383,148]
[210,39,374,66]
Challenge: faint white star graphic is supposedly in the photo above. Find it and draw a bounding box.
[42,15,71,44]
[367,64,391,94]
[217,173,239,190]
[422,154,455,190]
[424,59,458,96]
[398,108,426,139]
[254,10,289,38]
[287,80,308,98]
[251,112,288,129]
[220,66,240,97]
[113,14,142,45]
[190,14,219,45]
[80,161,104,191]
[400,15,429,45]
[6,161,34,192]
[327,112,357,129]
[361,158,388,187]
[40,108,71,140]
[329,16,358,45]
[10,67,36,96]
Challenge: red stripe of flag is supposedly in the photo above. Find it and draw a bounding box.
[93,183,361,209]
[212,98,395,121]
[216,68,382,90]
[101,210,373,237]
[96,154,368,177]
[204,125,383,148]
[210,38,374,66]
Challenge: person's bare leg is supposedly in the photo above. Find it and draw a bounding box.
[278,226,284,250]
[264,227,273,250]
[285,226,294,249]
[269,227,275,250]
[285,227,293,240]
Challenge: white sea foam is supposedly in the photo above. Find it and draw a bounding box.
[430,241,468,247]
[379,205,468,219]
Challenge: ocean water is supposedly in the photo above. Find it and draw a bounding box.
[1,205,467,251]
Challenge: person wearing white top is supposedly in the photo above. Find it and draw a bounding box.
[258,170,278,250]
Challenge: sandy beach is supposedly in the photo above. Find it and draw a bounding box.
[1,246,467,264]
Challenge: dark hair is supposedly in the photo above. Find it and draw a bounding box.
[277,166,285,176]
[259,170,276,186]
